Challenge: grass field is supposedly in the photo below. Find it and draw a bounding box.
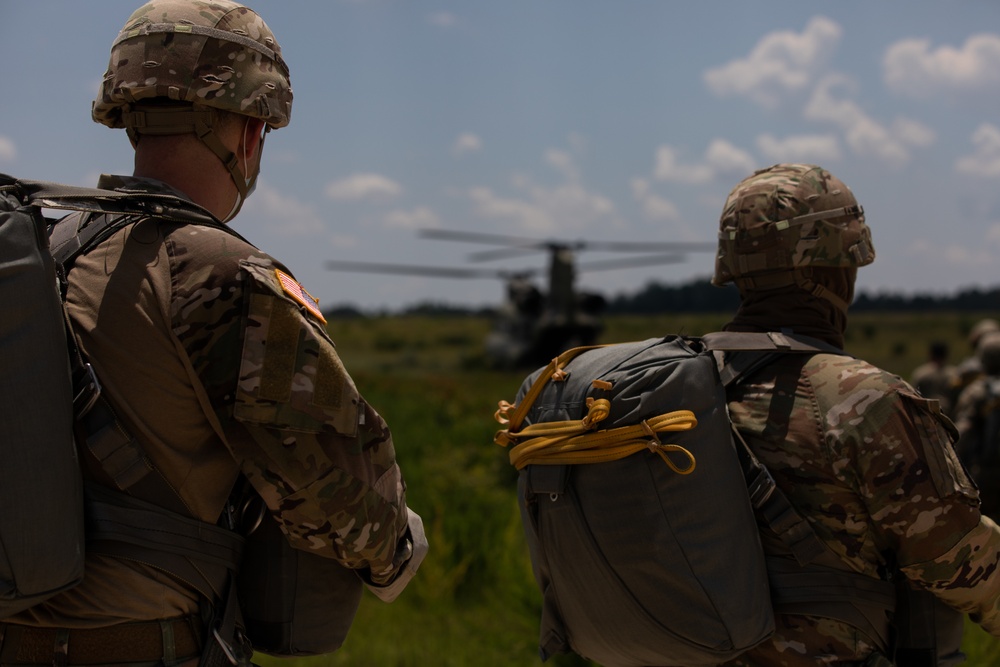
[256,311,1000,667]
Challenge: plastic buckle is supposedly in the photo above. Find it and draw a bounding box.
[72,362,102,419]
[746,466,776,508]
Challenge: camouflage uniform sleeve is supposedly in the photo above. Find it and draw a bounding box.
[168,240,414,582]
[833,367,1000,633]
[952,381,985,462]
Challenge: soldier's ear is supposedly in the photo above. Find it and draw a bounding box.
[242,118,267,161]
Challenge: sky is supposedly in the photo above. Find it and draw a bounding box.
[2,1,1000,312]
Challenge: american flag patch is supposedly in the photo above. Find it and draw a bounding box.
[275,269,327,324]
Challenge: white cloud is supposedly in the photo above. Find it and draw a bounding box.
[890,117,936,148]
[468,180,615,234]
[653,140,754,184]
[884,33,1000,97]
[468,186,553,231]
[641,194,680,222]
[247,183,325,235]
[325,173,402,201]
[704,139,756,175]
[428,12,459,28]
[654,146,714,184]
[383,206,441,229]
[452,132,482,156]
[630,178,680,222]
[906,236,1000,270]
[0,136,16,162]
[465,143,617,233]
[703,16,842,107]
[545,149,580,182]
[757,133,841,163]
[955,123,1000,178]
[804,74,931,166]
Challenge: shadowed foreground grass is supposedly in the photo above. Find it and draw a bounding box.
[255,312,1000,666]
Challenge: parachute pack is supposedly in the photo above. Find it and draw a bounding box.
[494,333,905,667]
[0,173,360,659]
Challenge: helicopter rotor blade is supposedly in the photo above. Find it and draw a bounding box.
[577,253,690,273]
[580,240,717,253]
[418,228,555,247]
[324,260,507,280]
[324,259,546,281]
[419,228,715,255]
[466,246,549,262]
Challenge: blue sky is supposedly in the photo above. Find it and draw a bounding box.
[2,2,999,311]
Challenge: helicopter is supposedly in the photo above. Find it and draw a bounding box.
[324,229,715,369]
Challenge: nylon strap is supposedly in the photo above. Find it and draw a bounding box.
[85,483,243,602]
[498,399,698,472]
[502,344,610,433]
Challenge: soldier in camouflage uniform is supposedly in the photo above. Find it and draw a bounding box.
[713,164,1000,666]
[953,330,1000,520]
[0,2,426,665]
[951,319,1000,413]
[910,341,957,417]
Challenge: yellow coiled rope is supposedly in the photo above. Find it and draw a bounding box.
[495,396,698,473]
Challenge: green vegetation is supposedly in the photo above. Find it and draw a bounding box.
[257,312,1000,667]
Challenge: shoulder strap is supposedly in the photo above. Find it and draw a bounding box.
[706,331,897,649]
[14,177,219,224]
[701,330,847,387]
[701,330,848,563]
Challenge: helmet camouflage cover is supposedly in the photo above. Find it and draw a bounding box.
[713,163,874,288]
[93,0,293,130]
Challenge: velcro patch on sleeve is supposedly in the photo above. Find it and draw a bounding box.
[276,269,327,324]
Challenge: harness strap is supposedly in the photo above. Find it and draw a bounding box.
[765,551,896,649]
[85,483,244,604]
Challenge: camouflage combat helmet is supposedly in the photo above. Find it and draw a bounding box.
[977,331,1000,376]
[970,319,1000,349]
[93,0,293,219]
[713,163,875,312]
[93,0,292,130]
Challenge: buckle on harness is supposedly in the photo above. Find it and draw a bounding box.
[72,362,102,419]
[746,465,776,508]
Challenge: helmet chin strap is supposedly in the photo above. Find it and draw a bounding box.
[210,117,265,223]
[122,105,263,223]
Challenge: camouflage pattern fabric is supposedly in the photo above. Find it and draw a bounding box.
[721,351,1000,666]
[911,360,958,417]
[9,175,410,627]
[953,376,1000,519]
[714,163,874,287]
[92,0,292,129]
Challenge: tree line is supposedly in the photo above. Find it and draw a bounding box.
[325,278,1000,318]
[605,278,1000,314]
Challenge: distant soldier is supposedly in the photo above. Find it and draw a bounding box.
[713,163,1000,666]
[953,330,1000,519]
[911,341,958,416]
[951,318,1000,407]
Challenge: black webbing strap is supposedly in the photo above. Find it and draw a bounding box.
[703,330,844,566]
[85,483,243,604]
[15,177,219,224]
[765,549,896,649]
[704,331,899,651]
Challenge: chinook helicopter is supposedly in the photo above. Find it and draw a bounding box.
[324,229,714,368]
